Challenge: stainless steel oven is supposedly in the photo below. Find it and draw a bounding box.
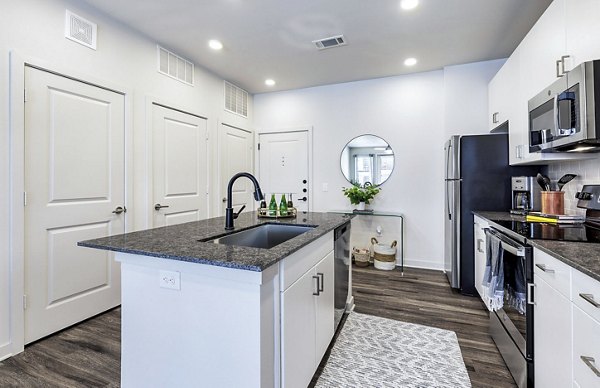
[485,227,534,388]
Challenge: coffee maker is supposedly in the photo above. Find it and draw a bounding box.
[510,176,541,215]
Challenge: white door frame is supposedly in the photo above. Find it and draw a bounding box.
[256,127,314,212]
[6,51,134,359]
[217,121,254,216]
[144,97,210,229]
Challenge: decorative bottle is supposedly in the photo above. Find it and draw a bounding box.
[268,194,277,216]
[279,194,288,216]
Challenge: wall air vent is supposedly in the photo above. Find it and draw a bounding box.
[313,35,346,50]
[157,46,194,86]
[65,10,97,50]
[224,81,248,117]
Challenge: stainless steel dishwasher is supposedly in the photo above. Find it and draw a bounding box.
[334,221,351,330]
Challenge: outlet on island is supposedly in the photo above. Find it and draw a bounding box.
[159,270,181,290]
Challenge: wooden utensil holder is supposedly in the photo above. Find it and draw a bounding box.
[541,191,565,215]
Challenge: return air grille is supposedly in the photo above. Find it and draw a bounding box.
[313,35,346,50]
[65,10,97,50]
[224,81,248,117]
[157,46,194,86]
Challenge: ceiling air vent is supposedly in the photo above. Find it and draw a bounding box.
[313,35,346,50]
[224,81,248,118]
[65,10,97,50]
[157,46,194,86]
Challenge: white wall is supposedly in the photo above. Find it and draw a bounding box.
[254,60,502,270]
[0,0,253,360]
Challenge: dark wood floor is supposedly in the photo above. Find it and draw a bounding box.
[0,266,516,387]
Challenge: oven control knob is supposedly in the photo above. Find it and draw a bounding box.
[582,192,593,200]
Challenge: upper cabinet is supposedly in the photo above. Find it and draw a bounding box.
[490,0,600,165]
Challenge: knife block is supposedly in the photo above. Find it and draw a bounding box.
[541,191,565,215]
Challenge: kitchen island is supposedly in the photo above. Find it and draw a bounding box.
[79,211,352,388]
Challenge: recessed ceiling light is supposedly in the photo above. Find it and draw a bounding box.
[404,57,417,66]
[400,0,419,10]
[208,39,223,50]
[265,79,276,86]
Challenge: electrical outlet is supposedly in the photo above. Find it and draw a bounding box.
[159,270,181,290]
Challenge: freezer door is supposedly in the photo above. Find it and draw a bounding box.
[444,179,460,288]
[444,136,460,180]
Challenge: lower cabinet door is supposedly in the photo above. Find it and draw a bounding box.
[281,268,317,388]
[534,274,572,388]
[315,251,335,362]
[573,305,600,388]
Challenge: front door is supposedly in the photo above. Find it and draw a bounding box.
[259,131,310,211]
[24,66,125,343]
[152,104,209,227]
[219,123,254,214]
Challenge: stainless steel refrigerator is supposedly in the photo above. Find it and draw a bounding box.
[444,134,538,295]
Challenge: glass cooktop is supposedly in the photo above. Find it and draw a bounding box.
[492,220,600,243]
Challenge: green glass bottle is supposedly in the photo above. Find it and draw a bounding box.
[279,194,288,216]
[268,194,277,216]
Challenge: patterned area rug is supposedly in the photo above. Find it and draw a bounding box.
[316,312,472,388]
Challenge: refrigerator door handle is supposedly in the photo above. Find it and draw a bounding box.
[446,181,452,220]
[445,143,452,180]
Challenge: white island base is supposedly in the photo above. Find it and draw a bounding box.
[116,233,335,388]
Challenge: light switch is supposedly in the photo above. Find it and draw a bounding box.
[322,183,328,192]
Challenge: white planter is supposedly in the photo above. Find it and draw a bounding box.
[356,202,366,211]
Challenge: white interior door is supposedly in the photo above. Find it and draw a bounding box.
[152,104,208,227]
[259,131,309,211]
[24,66,125,343]
[219,124,254,215]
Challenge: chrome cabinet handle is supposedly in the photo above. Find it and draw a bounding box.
[112,206,126,214]
[154,203,170,211]
[312,275,320,296]
[535,263,555,274]
[477,238,484,253]
[527,283,535,305]
[317,273,324,292]
[561,55,571,74]
[579,293,600,308]
[581,356,600,378]
[556,59,564,77]
[492,112,499,124]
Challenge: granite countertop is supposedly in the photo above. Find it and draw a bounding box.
[78,211,352,272]
[473,211,600,282]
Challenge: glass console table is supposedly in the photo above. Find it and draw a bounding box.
[329,210,404,272]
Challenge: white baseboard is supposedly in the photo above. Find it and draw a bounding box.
[400,258,444,271]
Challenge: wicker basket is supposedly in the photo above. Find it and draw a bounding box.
[371,237,397,270]
[352,247,370,267]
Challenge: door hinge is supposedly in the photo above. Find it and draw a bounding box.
[23,294,28,310]
[258,143,261,151]
[23,191,27,206]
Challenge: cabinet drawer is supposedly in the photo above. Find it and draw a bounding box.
[573,306,600,387]
[572,269,600,323]
[534,248,571,298]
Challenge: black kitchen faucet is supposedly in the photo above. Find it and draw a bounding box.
[225,172,264,230]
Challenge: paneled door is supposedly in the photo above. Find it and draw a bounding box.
[259,131,309,211]
[219,123,254,215]
[24,66,125,343]
[152,104,208,227]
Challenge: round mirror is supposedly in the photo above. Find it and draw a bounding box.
[340,134,394,186]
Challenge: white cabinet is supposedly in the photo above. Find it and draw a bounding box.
[281,250,334,388]
[488,51,518,131]
[473,215,488,299]
[565,0,600,70]
[533,273,572,388]
[572,268,600,387]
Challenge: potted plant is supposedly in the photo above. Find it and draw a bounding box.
[342,182,381,211]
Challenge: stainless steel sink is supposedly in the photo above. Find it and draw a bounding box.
[202,223,315,249]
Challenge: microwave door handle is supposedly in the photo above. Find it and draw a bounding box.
[554,93,560,138]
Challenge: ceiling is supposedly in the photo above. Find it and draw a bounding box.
[80,0,552,94]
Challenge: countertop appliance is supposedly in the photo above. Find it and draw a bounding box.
[444,134,538,295]
[511,176,541,215]
[334,221,351,330]
[485,227,534,388]
[528,60,600,153]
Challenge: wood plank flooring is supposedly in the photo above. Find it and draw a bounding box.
[0,266,516,387]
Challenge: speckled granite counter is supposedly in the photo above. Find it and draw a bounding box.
[78,211,352,272]
[473,211,600,282]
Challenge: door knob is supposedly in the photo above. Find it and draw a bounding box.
[154,203,170,211]
[222,197,227,203]
[299,197,308,202]
[112,206,126,214]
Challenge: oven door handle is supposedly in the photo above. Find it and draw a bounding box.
[485,228,526,257]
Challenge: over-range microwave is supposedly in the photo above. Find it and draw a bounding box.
[528,60,600,153]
